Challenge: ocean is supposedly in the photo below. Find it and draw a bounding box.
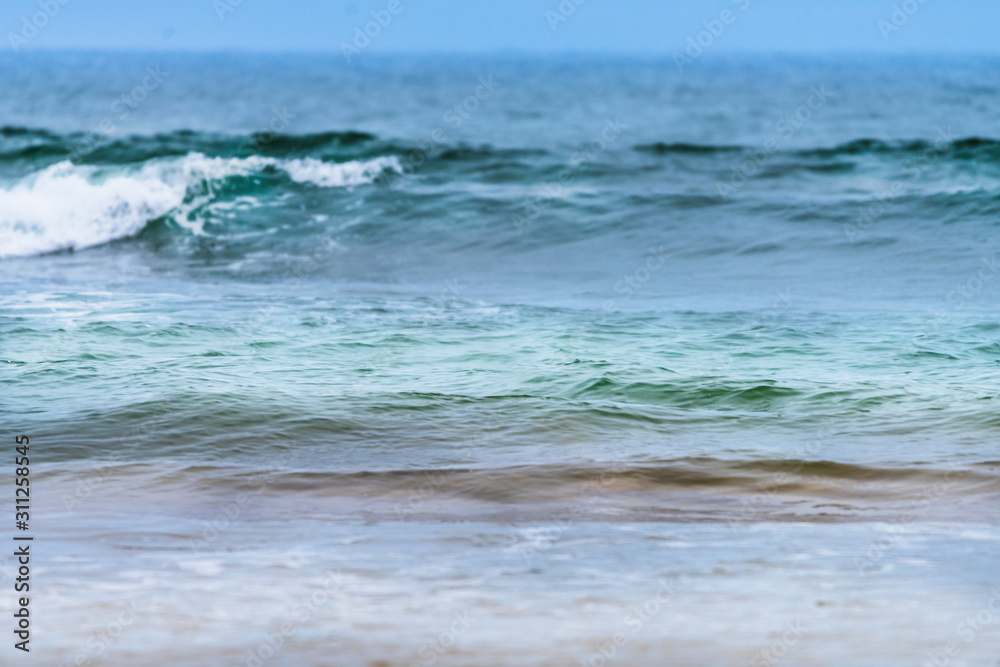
[1,52,999,666]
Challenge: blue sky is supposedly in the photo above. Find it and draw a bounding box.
[3,0,999,54]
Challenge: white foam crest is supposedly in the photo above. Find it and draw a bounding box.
[280,156,403,187]
[0,153,402,258]
[0,160,185,258]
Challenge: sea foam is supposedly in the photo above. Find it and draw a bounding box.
[0,153,403,257]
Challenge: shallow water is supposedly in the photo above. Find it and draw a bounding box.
[2,53,1000,665]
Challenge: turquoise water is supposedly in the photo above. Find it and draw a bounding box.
[2,53,1000,665]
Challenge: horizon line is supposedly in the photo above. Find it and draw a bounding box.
[5,46,1000,57]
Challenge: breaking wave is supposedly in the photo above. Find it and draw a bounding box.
[0,152,402,257]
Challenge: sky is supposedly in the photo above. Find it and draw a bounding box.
[3,0,1000,55]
